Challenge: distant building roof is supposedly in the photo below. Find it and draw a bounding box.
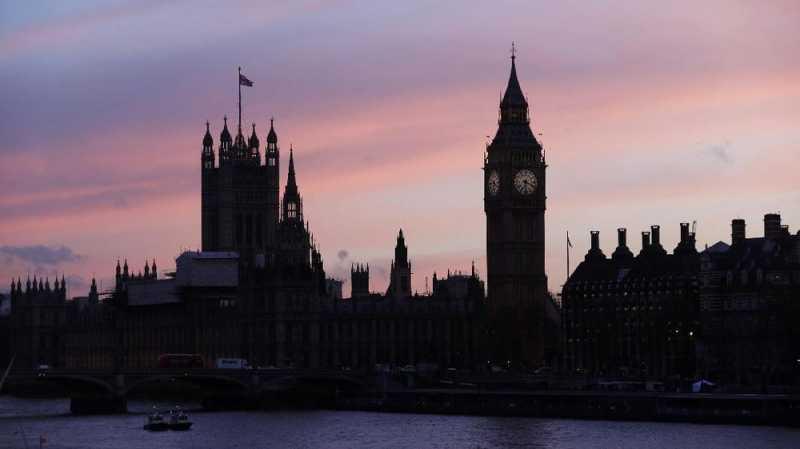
[175,251,239,287]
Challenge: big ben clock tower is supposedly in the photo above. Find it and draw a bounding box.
[484,47,548,366]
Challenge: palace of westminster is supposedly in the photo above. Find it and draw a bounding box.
[2,53,799,388]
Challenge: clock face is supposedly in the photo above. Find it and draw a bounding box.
[514,169,537,195]
[487,171,500,195]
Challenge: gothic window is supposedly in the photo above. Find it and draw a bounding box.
[268,157,276,166]
[288,202,297,219]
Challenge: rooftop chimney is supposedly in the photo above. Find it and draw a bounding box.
[650,225,661,247]
[731,219,746,246]
[641,231,651,251]
[612,228,634,262]
[680,222,690,243]
[585,230,606,262]
[764,213,781,239]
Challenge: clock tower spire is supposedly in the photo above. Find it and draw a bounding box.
[484,46,548,367]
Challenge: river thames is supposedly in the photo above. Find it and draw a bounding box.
[1,397,798,449]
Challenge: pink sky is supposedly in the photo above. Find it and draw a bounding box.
[1,0,799,296]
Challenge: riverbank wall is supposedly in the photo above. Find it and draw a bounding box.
[337,389,800,427]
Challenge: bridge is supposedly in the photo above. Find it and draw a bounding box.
[4,368,368,414]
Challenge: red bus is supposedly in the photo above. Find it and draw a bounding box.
[158,354,204,369]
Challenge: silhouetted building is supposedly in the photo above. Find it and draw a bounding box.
[484,49,553,367]
[201,118,280,255]
[697,214,800,388]
[8,276,68,369]
[35,108,485,371]
[561,224,700,379]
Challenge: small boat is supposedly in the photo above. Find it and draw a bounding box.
[143,412,169,431]
[168,407,193,431]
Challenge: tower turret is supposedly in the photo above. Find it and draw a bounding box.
[281,146,303,223]
[233,120,247,159]
[89,277,99,304]
[387,229,411,298]
[246,123,261,163]
[202,121,215,169]
[351,263,370,298]
[219,116,232,162]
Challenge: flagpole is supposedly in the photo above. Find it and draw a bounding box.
[566,231,570,286]
[238,66,242,132]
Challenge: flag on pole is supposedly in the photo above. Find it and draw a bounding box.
[567,231,573,248]
[239,73,253,87]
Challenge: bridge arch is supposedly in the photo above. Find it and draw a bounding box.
[123,373,250,396]
[24,374,115,396]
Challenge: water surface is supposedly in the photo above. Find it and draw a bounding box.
[1,397,797,449]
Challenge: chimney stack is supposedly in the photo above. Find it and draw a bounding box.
[764,213,781,239]
[680,222,690,243]
[650,225,661,247]
[612,228,634,262]
[585,230,606,262]
[641,231,651,250]
[731,219,746,246]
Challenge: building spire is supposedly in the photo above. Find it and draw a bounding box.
[501,43,527,110]
[220,116,231,144]
[287,145,297,192]
[248,122,260,149]
[203,121,213,147]
[267,117,277,144]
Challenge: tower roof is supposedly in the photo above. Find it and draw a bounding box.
[500,50,528,109]
[267,118,278,144]
[248,123,260,148]
[203,121,213,147]
[220,116,232,142]
[491,45,541,150]
[285,145,297,195]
